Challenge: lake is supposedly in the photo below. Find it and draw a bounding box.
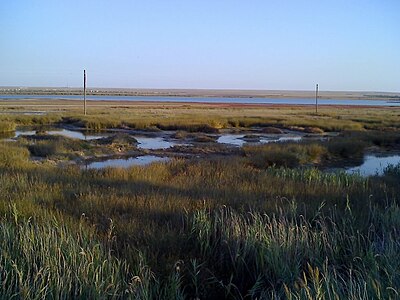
[83,155,169,169]
[14,129,107,140]
[1,94,400,106]
[217,134,302,147]
[346,155,400,176]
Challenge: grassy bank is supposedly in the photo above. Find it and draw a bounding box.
[0,120,16,133]
[1,101,400,132]
[0,139,399,298]
[0,104,399,298]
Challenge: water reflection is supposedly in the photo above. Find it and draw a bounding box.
[260,136,302,143]
[346,155,400,176]
[217,135,245,146]
[14,130,37,138]
[136,137,175,149]
[217,134,302,147]
[46,129,106,140]
[84,155,169,169]
[13,129,106,140]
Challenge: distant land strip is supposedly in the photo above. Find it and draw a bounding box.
[0,87,399,100]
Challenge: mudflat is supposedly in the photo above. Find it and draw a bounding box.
[1,87,399,100]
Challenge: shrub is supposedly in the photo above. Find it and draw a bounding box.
[327,138,366,158]
[245,143,327,168]
[192,134,216,143]
[171,131,188,139]
[262,127,284,134]
[0,121,16,133]
[28,141,64,157]
[252,150,300,168]
[304,126,324,134]
[0,209,144,299]
[0,143,30,167]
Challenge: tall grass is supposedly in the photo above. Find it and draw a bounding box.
[0,143,30,168]
[188,204,400,299]
[2,103,400,133]
[0,140,399,298]
[0,207,140,299]
[0,121,16,133]
[244,143,327,168]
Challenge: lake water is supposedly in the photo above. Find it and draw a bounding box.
[47,129,106,140]
[14,129,107,140]
[346,155,400,176]
[14,130,37,138]
[261,136,303,143]
[5,128,400,176]
[217,134,302,147]
[0,111,46,115]
[83,155,169,169]
[1,94,399,106]
[8,128,305,148]
[217,135,246,146]
[136,137,176,149]
[11,129,188,149]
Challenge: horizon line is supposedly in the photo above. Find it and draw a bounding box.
[0,86,399,94]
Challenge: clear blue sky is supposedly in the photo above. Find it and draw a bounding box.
[1,0,399,91]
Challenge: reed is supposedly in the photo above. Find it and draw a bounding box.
[2,103,400,133]
[0,125,399,298]
[0,121,16,133]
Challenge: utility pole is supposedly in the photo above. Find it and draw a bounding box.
[83,69,87,115]
[315,83,319,115]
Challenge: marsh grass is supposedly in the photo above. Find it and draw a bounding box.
[1,136,399,298]
[341,130,400,147]
[0,208,139,299]
[1,106,400,298]
[244,143,327,168]
[20,134,137,159]
[326,138,366,159]
[0,121,16,133]
[2,103,399,134]
[0,142,30,167]
[28,140,66,157]
[10,115,63,126]
[188,203,400,299]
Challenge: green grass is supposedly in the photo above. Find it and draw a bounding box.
[0,105,400,298]
[0,136,399,298]
[18,134,137,160]
[0,120,16,133]
[189,204,400,299]
[0,207,142,299]
[28,140,66,157]
[0,142,30,167]
[244,143,327,168]
[1,101,400,133]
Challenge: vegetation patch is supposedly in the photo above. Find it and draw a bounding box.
[304,126,324,134]
[0,151,398,298]
[191,133,217,143]
[0,105,400,298]
[244,142,327,168]
[0,121,16,133]
[262,126,284,134]
[0,143,30,167]
[96,133,138,146]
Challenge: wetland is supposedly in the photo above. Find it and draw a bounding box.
[1,100,400,298]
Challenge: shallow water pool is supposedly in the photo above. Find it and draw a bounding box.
[83,155,169,169]
[346,155,400,176]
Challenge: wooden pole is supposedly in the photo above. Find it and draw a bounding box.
[315,83,319,115]
[83,70,87,115]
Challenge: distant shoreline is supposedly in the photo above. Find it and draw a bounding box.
[0,87,399,100]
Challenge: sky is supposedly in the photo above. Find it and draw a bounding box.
[0,0,399,91]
